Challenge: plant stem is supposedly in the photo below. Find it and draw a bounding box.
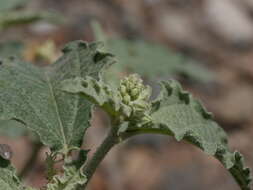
[80,124,119,189]
[120,127,173,140]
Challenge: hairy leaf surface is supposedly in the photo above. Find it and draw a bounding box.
[0,41,27,137]
[61,67,251,189]
[0,41,114,152]
[126,80,251,190]
[61,76,130,118]
[46,166,86,190]
[0,158,21,190]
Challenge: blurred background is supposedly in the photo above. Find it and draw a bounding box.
[0,0,253,189]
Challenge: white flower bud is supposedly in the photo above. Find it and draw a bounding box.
[118,74,152,124]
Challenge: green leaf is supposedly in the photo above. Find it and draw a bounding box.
[0,41,24,59]
[0,0,29,11]
[91,20,107,52]
[61,68,251,189]
[0,41,114,153]
[125,80,251,190]
[0,11,63,30]
[0,43,27,138]
[0,120,26,137]
[106,39,214,82]
[0,158,22,190]
[91,21,214,84]
[46,166,87,190]
[61,76,130,118]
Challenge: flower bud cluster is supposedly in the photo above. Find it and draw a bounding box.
[119,74,152,124]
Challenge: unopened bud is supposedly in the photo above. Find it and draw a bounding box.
[119,74,152,123]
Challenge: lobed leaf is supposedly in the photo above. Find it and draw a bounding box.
[0,158,21,190]
[62,72,251,189]
[91,21,214,83]
[106,39,214,82]
[46,166,86,190]
[0,41,27,137]
[0,41,114,153]
[61,76,132,120]
[125,80,251,190]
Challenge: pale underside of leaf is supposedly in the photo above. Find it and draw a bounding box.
[62,73,251,189]
[125,80,251,190]
[0,41,115,152]
[61,76,130,118]
[46,166,87,190]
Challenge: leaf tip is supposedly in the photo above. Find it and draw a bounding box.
[62,40,88,53]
